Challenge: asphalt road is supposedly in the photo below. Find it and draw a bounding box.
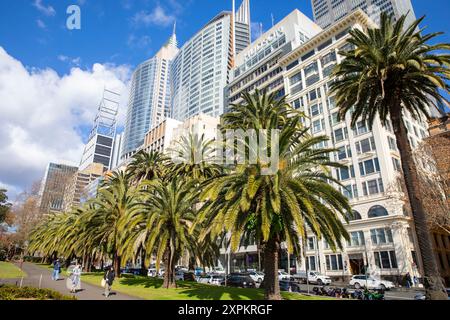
[0,262,140,300]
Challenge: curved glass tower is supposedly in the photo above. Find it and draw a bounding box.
[121,31,179,160]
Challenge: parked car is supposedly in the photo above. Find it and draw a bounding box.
[260,279,301,292]
[147,268,164,277]
[175,271,185,281]
[293,271,331,285]
[349,275,394,290]
[221,273,256,288]
[212,267,226,275]
[278,270,292,281]
[248,271,264,283]
[197,275,224,286]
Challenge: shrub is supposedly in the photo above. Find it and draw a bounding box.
[0,285,76,300]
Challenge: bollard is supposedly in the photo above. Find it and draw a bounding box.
[39,274,42,289]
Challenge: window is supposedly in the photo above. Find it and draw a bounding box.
[348,231,365,247]
[355,137,376,154]
[333,127,348,143]
[374,251,398,269]
[353,121,369,136]
[359,158,380,176]
[307,237,316,250]
[371,228,393,244]
[327,96,336,109]
[329,112,340,126]
[387,137,397,151]
[310,103,323,117]
[326,254,343,270]
[321,51,337,66]
[292,97,304,110]
[392,157,401,172]
[312,119,325,133]
[336,165,355,181]
[368,205,388,218]
[341,184,358,199]
[286,60,299,71]
[301,50,315,61]
[305,62,320,86]
[306,256,317,271]
[362,179,384,196]
[346,210,362,221]
[336,145,352,160]
[289,72,302,86]
[308,88,321,102]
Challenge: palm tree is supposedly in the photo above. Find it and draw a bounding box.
[127,150,168,185]
[168,133,223,181]
[196,91,351,300]
[90,171,142,277]
[330,13,450,299]
[127,177,200,288]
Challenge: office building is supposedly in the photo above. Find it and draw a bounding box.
[110,132,123,170]
[311,0,416,28]
[79,89,119,171]
[62,163,105,212]
[218,10,433,283]
[121,30,179,160]
[38,162,78,213]
[142,118,182,154]
[170,0,251,122]
[228,9,322,107]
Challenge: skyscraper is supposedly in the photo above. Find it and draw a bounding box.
[170,0,251,123]
[121,30,179,160]
[38,162,78,213]
[79,88,119,171]
[311,0,416,29]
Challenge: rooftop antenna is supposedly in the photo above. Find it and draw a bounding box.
[173,20,177,36]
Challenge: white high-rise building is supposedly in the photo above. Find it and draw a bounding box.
[170,1,251,122]
[121,30,179,160]
[311,0,416,28]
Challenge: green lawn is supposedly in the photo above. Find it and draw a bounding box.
[0,262,26,279]
[80,273,333,300]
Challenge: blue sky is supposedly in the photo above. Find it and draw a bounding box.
[1,0,448,76]
[0,0,449,200]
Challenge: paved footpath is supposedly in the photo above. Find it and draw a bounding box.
[1,262,141,300]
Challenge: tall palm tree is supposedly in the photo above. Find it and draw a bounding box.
[196,91,351,300]
[127,150,168,185]
[129,177,200,288]
[330,13,450,299]
[90,171,142,277]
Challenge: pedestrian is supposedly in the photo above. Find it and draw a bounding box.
[70,263,82,293]
[413,275,418,287]
[52,259,61,281]
[405,272,412,289]
[103,266,115,298]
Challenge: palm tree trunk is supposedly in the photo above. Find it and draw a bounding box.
[390,108,447,300]
[163,247,177,288]
[263,235,281,300]
[113,253,121,278]
[140,248,147,275]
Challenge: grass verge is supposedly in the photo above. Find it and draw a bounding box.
[0,284,76,300]
[0,262,26,279]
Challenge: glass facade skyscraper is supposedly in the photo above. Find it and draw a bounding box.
[121,32,179,160]
[171,1,251,122]
[311,0,416,28]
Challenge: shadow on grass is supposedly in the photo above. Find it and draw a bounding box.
[120,277,265,300]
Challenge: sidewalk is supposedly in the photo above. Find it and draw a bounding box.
[0,262,141,300]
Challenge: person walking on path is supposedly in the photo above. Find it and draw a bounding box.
[405,272,412,289]
[103,266,115,298]
[52,259,61,281]
[69,263,82,293]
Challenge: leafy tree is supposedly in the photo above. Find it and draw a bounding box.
[0,189,11,224]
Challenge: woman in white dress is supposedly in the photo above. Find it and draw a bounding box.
[69,264,82,293]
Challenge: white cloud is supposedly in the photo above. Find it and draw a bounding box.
[33,0,56,17]
[132,6,176,27]
[127,34,152,50]
[36,19,46,29]
[58,55,82,67]
[0,47,131,200]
